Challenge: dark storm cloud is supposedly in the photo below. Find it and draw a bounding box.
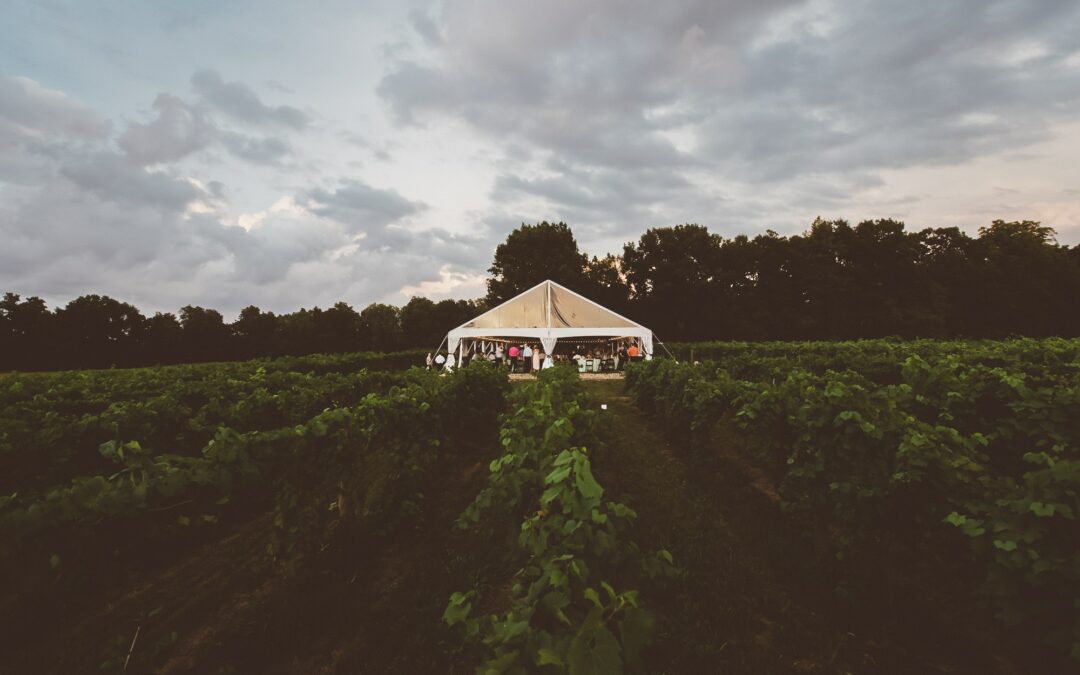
[191,69,309,129]
[379,0,1080,231]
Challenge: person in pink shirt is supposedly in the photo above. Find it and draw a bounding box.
[507,344,520,372]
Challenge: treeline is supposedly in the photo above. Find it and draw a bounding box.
[0,294,478,371]
[494,219,1080,342]
[4,217,1080,371]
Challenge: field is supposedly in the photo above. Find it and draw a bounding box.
[1,340,1077,673]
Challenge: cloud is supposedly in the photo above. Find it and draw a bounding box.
[59,151,202,210]
[116,72,301,166]
[0,74,110,139]
[303,179,425,236]
[0,73,492,315]
[379,0,1080,236]
[118,93,213,164]
[218,131,291,164]
[191,69,309,129]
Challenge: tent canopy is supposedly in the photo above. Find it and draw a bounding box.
[445,279,653,359]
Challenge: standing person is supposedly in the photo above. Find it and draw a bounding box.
[508,343,520,372]
[531,345,541,373]
[444,353,456,371]
[627,343,640,362]
[434,352,446,369]
[425,352,433,370]
[495,343,504,366]
[523,343,534,373]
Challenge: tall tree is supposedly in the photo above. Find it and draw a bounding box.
[358,303,402,352]
[622,224,722,340]
[180,306,231,362]
[55,295,146,368]
[486,221,588,304]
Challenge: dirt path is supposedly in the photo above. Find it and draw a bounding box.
[583,380,1033,675]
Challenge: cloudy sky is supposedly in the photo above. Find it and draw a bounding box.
[3,0,1079,316]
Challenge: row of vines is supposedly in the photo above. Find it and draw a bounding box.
[0,356,506,670]
[627,339,1080,661]
[445,368,675,674]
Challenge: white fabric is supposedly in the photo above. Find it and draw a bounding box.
[460,280,638,330]
[540,336,557,356]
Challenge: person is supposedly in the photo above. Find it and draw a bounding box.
[444,353,456,371]
[523,343,534,373]
[425,352,433,370]
[531,346,541,373]
[507,343,520,372]
[627,343,640,361]
[434,352,446,369]
[495,343,504,366]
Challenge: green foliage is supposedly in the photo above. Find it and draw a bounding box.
[627,339,1080,660]
[0,358,510,580]
[448,368,674,673]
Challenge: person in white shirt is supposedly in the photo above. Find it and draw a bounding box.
[531,346,541,373]
[434,353,446,368]
[522,344,534,373]
[444,353,456,371]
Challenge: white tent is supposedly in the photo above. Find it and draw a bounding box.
[444,279,654,365]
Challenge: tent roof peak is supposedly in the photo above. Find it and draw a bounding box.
[450,279,646,332]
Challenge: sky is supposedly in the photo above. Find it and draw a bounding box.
[2,0,1079,318]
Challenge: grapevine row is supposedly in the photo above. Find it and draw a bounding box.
[627,352,1080,660]
[446,367,674,674]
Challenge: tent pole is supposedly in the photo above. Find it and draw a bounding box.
[546,281,552,328]
[653,334,678,363]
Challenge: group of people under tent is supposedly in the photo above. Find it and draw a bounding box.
[424,339,645,373]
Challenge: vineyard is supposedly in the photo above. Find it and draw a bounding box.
[627,338,1080,666]
[0,340,1077,673]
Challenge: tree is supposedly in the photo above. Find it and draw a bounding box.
[0,293,55,370]
[621,224,722,340]
[55,295,146,368]
[233,306,279,359]
[144,312,184,364]
[358,303,402,352]
[584,255,632,316]
[401,297,438,349]
[180,305,231,362]
[486,221,588,304]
